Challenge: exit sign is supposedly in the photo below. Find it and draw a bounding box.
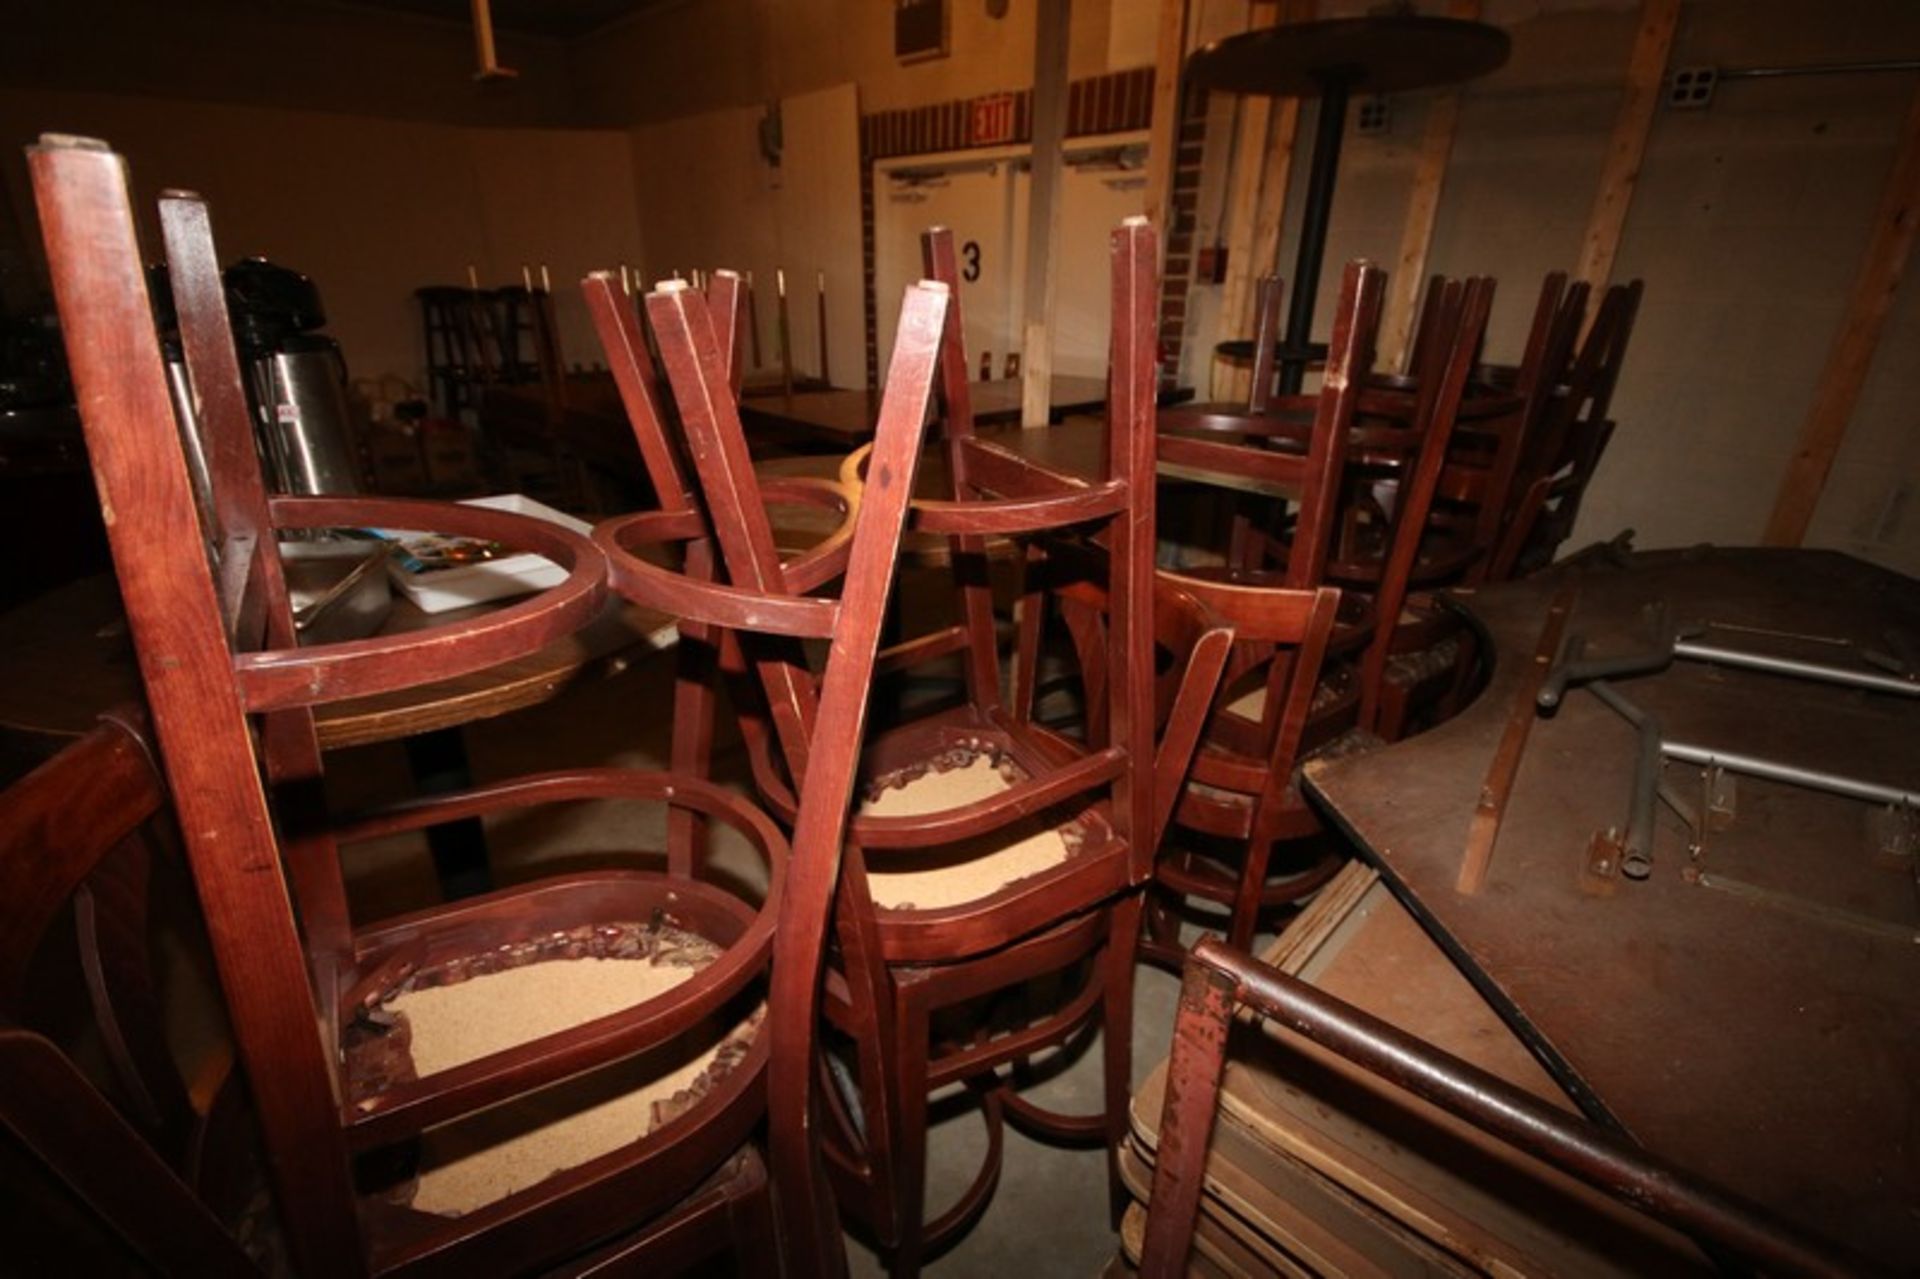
[970,93,1016,146]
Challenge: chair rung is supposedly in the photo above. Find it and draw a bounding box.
[910,481,1128,536]
[852,746,1126,849]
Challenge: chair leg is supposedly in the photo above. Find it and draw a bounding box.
[1377,677,1413,743]
[729,1156,783,1279]
[835,909,905,1246]
[1230,837,1276,952]
[1102,893,1144,1226]
[663,653,715,874]
[1144,886,1180,949]
[665,546,720,877]
[888,993,933,1279]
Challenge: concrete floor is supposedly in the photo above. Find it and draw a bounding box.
[326,641,1263,1276]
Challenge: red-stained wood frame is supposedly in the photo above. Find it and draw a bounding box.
[34,135,790,1279]
[588,275,952,1277]
[0,710,257,1276]
[588,220,1213,1279]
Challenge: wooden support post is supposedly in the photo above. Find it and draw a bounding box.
[1573,0,1678,294]
[1213,2,1278,402]
[1764,83,1920,547]
[1143,0,1189,234]
[1242,0,1309,289]
[1021,0,1073,427]
[1383,0,1479,370]
[1219,0,1311,401]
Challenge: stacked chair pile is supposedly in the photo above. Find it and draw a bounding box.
[24,131,1793,1279]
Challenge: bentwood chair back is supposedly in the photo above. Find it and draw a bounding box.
[1490,278,1643,580]
[586,272,951,1277]
[0,710,257,1276]
[590,221,1211,1279]
[1156,261,1388,587]
[35,135,786,1279]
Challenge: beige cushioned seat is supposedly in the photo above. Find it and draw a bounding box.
[359,925,761,1217]
[859,750,1078,911]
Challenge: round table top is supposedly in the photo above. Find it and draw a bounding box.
[1188,15,1511,98]
[0,574,676,753]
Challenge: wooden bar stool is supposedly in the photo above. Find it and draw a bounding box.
[34,135,784,1279]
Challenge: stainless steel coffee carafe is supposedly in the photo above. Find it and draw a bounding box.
[225,256,361,497]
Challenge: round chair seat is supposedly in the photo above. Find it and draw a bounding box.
[859,748,1082,912]
[349,917,764,1218]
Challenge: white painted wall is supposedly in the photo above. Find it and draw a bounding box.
[627,84,864,386]
[873,134,1149,381]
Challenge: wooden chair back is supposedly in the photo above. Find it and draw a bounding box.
[0,710,256,1276]
[586,270,953,1277]
[1489,278,1643,579]
[36,135,793,1278]
[1156,260,1388,588]
[1160,574,1341,831]
[1349,276,1496,729]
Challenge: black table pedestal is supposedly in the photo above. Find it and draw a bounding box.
[1278,75,1351,394]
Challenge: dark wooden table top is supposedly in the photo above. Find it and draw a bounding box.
[1304,547,1920,1269]
[833,416,1299,501]
[1188,14,1511,99]
[737,374,1113,444]
[0,573,675,753]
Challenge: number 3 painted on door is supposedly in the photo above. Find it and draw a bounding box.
[962,240,981,282]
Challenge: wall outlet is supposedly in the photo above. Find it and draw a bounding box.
[1668,66,1718,109]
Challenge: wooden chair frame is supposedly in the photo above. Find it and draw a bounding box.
[1139,270,1496,954]
[0,710,256,1276]
[587,270,951,1277]
[35,135,783,1279]
[1488,278,1644,580]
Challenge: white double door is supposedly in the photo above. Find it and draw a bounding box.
[874,135,1148,384]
